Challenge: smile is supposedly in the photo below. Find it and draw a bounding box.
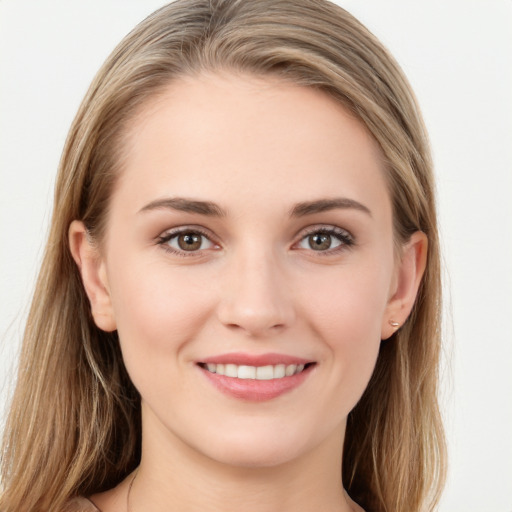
[197,354,316,401]
[201,363,307,380]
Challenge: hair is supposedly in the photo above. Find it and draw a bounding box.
[0,1,446,511]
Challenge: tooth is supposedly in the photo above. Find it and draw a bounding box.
[205,362,308,379]
[274,364,286,378]
[285,364,297,377]
[256,365,274,380]
[225,364,238,377]
[238,365,256,379]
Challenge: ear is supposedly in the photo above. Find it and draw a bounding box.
[381,231,428,340]
[69,220,117,332]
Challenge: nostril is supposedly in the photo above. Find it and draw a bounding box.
[215,277,296,335]
[223,322,287,336]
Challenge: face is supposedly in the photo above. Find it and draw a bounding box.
[75,73,418,469]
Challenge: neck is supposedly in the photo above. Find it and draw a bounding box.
[129,405,356,512]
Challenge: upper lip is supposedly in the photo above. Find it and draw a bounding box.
[199,352,313,366]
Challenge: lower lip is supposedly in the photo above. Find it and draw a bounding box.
[198,365,314,402]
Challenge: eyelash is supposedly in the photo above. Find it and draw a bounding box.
[156,227,217,257]
[295,226,355,255]
[156,225,355,257]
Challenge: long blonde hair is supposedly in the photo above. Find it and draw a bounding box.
[0,1,446,511]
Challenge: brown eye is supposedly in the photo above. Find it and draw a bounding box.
[307,233,332,251]
[159,229,216,254]
[297,227,352,253]
[177,233,203,251]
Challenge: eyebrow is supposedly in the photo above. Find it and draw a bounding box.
[138,196,371,218]
[138,197,227,217]
[289,198,372,218]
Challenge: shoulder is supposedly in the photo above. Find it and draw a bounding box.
[61,496,101,512]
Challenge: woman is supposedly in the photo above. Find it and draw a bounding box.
[0,1,446,511]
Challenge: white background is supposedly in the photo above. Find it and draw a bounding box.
[0,1,511,510]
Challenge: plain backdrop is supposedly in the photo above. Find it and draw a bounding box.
[1,1,511,510]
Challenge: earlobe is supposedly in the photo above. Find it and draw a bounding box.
[381,231,428,340]
[69,220,117,332]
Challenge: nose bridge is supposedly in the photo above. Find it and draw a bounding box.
[217,242,295,335]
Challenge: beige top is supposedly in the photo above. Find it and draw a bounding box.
[63,493,365,512]
[62,496,101,512]
[62,494,366,512]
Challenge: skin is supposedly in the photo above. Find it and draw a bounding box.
[70,72,427,512]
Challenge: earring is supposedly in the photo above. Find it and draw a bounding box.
[389,320,400,329]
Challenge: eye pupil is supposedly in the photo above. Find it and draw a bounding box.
[178,233,202,251]
[309,233,331,251]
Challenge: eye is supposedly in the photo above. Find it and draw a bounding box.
[157,228,217,255]
[296,227,354,252]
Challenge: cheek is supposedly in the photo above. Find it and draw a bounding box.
[106,257,215,386]
[303,259,391,340]
[298,259,392,401]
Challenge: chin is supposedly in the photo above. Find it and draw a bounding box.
[190,420,327,470]
[207,441,305,469]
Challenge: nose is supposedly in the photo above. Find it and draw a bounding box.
[216,248,296,337]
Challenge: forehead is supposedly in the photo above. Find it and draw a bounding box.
[115,72,390,218]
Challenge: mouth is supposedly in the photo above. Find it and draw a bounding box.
[196,355,316,401]
[198,362,315,380]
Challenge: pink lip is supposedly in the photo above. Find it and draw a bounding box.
[197,353,316,402]
[200,352,311,366]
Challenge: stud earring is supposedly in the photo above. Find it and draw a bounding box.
[389,320,400,329]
